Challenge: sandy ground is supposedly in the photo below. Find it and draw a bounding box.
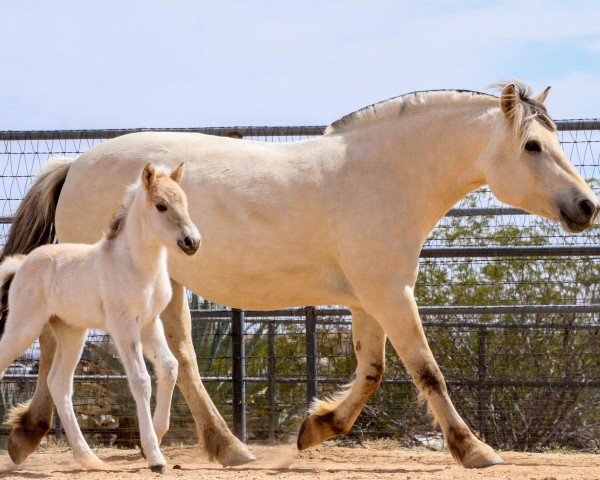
[0,443,599,480]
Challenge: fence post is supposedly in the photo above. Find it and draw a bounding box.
[477,325,488,440]
[267,321,277,445]
[305,306,318,407]
[231,308,246,443]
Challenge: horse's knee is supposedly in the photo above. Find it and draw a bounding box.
[416,363,447,396]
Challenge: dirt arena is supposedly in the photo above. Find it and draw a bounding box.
[1,443,599,480]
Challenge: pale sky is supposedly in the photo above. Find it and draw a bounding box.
[2,1,600,130]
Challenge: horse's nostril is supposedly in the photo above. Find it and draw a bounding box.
[184,236,193,247]
[578,199,595,219]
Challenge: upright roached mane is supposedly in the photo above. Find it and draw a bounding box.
[325,82,557,146]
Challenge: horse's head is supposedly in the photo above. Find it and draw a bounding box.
[483,82,599,232]
[141,162,201,255]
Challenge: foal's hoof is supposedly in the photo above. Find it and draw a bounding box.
[462,450,504,469]
[150,464,166,474]
[7,428,46,465]
[218,441,257,467]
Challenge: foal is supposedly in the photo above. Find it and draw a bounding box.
[0,162,200,472]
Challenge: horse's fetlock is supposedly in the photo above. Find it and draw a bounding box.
[316,411,348,436]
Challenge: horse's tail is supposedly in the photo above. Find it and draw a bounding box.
[0,156,74,337]
[0,255,26,338]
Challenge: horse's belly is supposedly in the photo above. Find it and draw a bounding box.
[168,252,354,309]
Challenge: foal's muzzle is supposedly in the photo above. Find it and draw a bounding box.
[177,230,201,255]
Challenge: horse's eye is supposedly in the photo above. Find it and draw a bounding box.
[524,140,541,153]
[156,204,167,212]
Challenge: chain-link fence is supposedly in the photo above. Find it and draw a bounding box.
[0,121,598,451]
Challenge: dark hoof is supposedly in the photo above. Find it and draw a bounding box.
[8,428,46,465]
[150,464,166,474]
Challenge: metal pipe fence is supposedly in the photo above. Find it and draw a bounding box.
[0,120,599,451]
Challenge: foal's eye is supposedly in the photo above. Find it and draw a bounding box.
[524,140,542,153]
[156,204,167,212]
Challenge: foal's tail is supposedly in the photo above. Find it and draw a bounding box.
[0,255,26,337]
[0,156,74,337]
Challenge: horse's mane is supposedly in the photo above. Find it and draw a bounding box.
[324,81,556,144]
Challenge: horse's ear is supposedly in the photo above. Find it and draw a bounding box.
[500,83,519,118]
[170,162,185,183]
[535,85,551,104]
[142,163,156,190]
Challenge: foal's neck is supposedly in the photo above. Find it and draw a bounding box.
[114,193,167,277]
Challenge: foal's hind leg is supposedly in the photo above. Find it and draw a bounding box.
[47,321,104,469]
[141,318,178,444]
[298,307,386,449]
[160,279,255,466]
[7,326,56,464]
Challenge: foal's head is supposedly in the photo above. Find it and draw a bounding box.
[140,162,201,255]
[484,82,599,232]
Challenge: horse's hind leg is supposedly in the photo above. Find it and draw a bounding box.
[297,307,386,450]
[47,321,104,469]
[160,279,255,466]
[7,326,56,464]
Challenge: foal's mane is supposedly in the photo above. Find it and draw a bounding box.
[324,81,556,143]
[105,182,137,241]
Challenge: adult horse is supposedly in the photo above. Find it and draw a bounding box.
[2,82,598,469]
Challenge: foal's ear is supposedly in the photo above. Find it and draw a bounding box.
[500,83,519,118]
[535,85,551,104]
[170,162,186,183]
[142,163,157,190]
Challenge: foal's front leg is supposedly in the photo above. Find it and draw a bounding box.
[141,318,178,444]
[363,284,503,468]
[110,319,166,473]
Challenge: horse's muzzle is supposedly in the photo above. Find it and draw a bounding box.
[559,197,600,233]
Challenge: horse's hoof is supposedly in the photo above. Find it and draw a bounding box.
[150,464,166,474]
[297,415,327,451]
[218,442,257,467]
[7,428,46,465]
[462,449,504,469]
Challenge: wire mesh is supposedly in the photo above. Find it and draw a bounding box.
[0,121,598,451]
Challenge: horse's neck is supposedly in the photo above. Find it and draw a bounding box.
[113,198,167,278]
[345,105,492,239]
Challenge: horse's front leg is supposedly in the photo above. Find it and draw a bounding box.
[364,283,503,468]
[110,320,166,473]
[297,307,386,449]
[141,318,178,444]
[160,279,255,466]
